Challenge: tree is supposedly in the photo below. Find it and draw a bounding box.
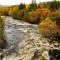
[29,0,37,11]
[38,18,58,37]
[47,0,60,11]
[3,10,8,16]
[19,3,26,10]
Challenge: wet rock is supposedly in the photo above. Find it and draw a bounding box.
[47,32,60,41]
[0,39,6,49]
[49,49,60,60]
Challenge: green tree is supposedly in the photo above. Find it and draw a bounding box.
[47,1,60,11]
[19,3,26,10]
[3,10,8,16]
[29,3,37,11]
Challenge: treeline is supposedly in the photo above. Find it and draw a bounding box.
[0,0,60,24]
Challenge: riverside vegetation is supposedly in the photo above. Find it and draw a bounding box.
[0,16,6,48]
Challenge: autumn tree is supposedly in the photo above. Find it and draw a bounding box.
[38,18,58,37]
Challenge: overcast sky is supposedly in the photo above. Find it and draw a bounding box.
[0,0,53,5]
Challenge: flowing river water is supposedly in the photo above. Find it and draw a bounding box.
[4,17,38,46]
[0,16,60,60]
[3,16,38,54]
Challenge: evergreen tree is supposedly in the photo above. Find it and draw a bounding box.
[19,3,26,10]
[29,0,37,11]
[47,0,60,11]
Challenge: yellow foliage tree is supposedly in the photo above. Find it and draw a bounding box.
[23,8,51,24]
[36,8,51,21]
[38,18,58,37]
[50,8,60,29]
[8,6,19,16]
[23,11,39,23]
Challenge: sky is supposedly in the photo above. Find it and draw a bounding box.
[0,0,53,6]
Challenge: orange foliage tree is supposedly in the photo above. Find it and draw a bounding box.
[36,8,51,21]
[38,18,58,37]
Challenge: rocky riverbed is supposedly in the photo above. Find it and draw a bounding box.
[0,16,60,60]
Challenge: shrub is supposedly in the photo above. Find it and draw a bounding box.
[23,8,51,24]
[12,10,24,20]
[38,18,58,37]
[0,16,6,48]
[38,2,48,9]
[3,10,8,16]
[23,11,39,24]
[36,8,51,21]
[12,11,19,19]
[50,9,60,29]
